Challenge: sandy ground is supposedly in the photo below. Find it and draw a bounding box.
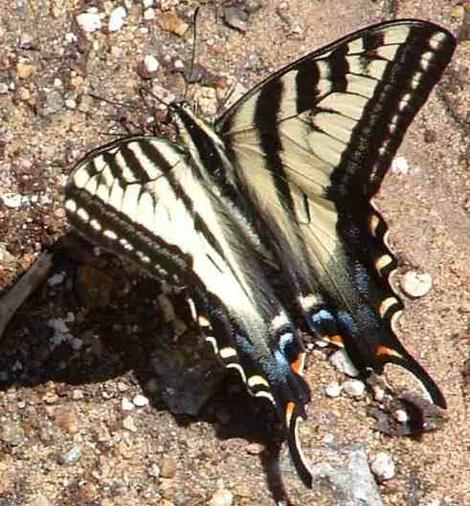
[0,0,469,505]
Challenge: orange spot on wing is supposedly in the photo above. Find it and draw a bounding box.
[291,352,306,375]
[376,345,402,359]
[328,334,344,347]
[285,401,295,425]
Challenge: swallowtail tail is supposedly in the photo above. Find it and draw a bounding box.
[65,20,456,487]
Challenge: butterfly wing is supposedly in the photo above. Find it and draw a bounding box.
[65,134,314,484]
[216,20,456,407]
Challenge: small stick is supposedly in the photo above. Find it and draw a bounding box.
[0,251,53,339]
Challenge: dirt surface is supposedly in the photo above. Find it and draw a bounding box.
[0,1,469,505]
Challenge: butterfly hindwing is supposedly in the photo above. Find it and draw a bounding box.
[216,20,455,407]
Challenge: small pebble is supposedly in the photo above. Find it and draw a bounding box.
[143,8,155,21]
[209,488,233,506]
[59,446,82,465]
[147,463,160,479]
[18,32,35,49]
[76,10,102,33]
[223,6,248,32]
[65,32,77,43]
[65,98,76,109]
[108,6,127,32]
[393,409,409,423]
[0,83,9,94]
[0,244,14,263]
[323,433,335,444]
[372,385,385,402]
[159,456,177,478]
[117,381,129,392]
[342,379,366,398]
[245,442,264,455]
[133,394,149,407]
[121,397,135,411]
[391,155,410,175]
[16,62,36,79]
[54,408,79,434]
[72,389,84,400]
[47,272,66,287]
[329,349,359,377]
[400,270,433,298]
[143,55,160,74]
[370,451,396,481]
[325,381,342,398]
[42,89,64,116]
[156,11,189,36]
[122,415,138,432]
[143,0,154,6]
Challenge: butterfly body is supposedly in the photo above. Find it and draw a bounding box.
[65,19,456,488]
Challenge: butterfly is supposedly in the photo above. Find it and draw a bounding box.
[64,19,456,487]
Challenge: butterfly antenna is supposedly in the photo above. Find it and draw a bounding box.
[87,92,144,136]
[183,6,200,102]
[87,92,136,110]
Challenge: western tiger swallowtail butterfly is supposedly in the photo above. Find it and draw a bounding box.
[65,19,456,487]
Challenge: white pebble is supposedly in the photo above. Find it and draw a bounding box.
[147,463,160,478]
[391,155,410,175]
[143,0,154,7]
[76,11,102,33]
[329,349,359,377]
[71,338,83,351]
[65,32,77,43]
[342,379,366,398]
[133,394,149,407]
[325,382,342,398]
[393,409,409,423]
[372,384,386,402]
[143,8,155,20]
[370,452,396,481]
[47,272,66,287]
[117,381,129,392]
[208,488,233,506]
[400,270,433,298]
[323,433,335,444]
[108,6,127,32]
[1,192,23,208]
[122,415,138,432]
[143,54,160,73]
[122,397,135,411]
[173,58,185,71]
[65,98,77,109]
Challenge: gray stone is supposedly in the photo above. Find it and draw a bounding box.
[58,446,82,465]
[282,444,384,505]
[329,349,360,377]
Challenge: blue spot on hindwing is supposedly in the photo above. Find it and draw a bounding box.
[310,309,335,326]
